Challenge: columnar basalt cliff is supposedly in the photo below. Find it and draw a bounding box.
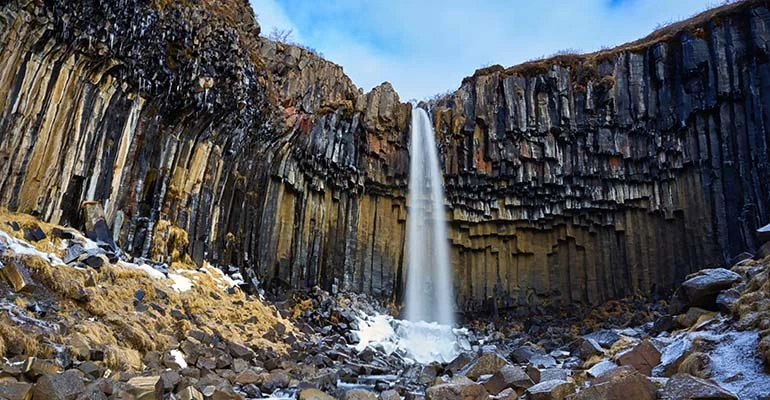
[1,0,769,312]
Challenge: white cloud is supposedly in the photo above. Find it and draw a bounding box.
[252,0,722,100]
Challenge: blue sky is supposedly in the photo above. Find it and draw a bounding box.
[251,0,719,100]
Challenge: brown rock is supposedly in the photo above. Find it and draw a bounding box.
[462,351,510,380]
[572,368,656,400]
[298,388,335,400]
[176,386,204,400]
[578,338,604,360]
[379,389,400,400]
[33,371,86,400]
[525,380,575,400]
[22,358,60,380]
[126,376,162,400]
[662,373,737,399]
[340,389,377,400]
[492,388,519,399]
[234,369,261,385]
[677,352,712,379]
[0,381,33,400]
[483,364,533,395]
[1,260,35,292]
[616,339,661,376]
[676,308,715,329]
[425,379,489,400]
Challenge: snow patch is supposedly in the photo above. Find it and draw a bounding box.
[169,349,187,369]
[119,260,167,281]
[168,273,194,293]
[0,231,65,266]
[352,314,471,364]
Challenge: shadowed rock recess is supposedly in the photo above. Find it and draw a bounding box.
[1,0,769,312]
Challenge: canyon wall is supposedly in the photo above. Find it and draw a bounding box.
[1,0,769,312]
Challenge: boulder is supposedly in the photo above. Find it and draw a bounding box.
[538,369,568,382]
[380,389,400,400]
[23,226,46,242]
[340,389,377,400]
[586,360,617,378]
[425,378,489,400]
[126,376,162,400]
[525,380,575,400]
[81,202,118,253]
[662,373,737,399]
[571,368,656,400]
[1,260,35,292]
[0,382,34,400]
[677,352,711,379]
[33,371,86,400]
[176,386,204,400]
[461,350,509,380]
[483,364,533,395]
[676,269,741,311]
[616,339,661,376]
[447,352,474,373]
[578,338,604,359]
[582,330,621,348]
[510,345,546,364]
[529,355,557,369]
[676,308,715,329]
[298,388,335,400]
[653,338,693,377]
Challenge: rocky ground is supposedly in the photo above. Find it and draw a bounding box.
[0,208,769,399]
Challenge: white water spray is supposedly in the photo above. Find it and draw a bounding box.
[405,108,454,326]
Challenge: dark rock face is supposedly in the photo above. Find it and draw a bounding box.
[1,0,769,311]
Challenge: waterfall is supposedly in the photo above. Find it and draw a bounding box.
[405,107,454,326]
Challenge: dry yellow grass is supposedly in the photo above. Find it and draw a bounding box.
[0,210,296,371]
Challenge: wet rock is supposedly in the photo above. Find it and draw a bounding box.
[341,389,377,400]
[33,370,86,400]
[461,350,509,380]
[616,339,661,376]
[176,386,204,400]
[126,376,162,400]
[0,381,34,400]
[1,259,35,292]
[572,368,656,400]
[418,365,438,385]
[662,373,737,399]
[483,364,533,395]
[525,379,575,400]
[298,388,335,400]
[425,376,489,400]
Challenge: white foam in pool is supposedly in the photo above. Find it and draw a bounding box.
[352,314,471,364]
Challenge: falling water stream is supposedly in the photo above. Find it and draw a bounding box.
[405,107,454,326]
[349,107,467,367]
